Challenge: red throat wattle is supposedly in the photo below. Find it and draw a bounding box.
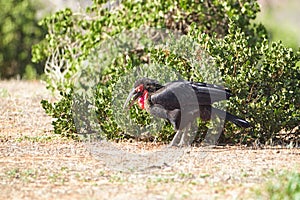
[138,90,148,109]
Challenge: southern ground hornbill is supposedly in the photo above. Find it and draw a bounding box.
[124,77,250,146]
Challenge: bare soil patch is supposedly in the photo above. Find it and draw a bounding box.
[0,80,299,200]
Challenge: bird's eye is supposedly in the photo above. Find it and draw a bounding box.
[136,85,144,92]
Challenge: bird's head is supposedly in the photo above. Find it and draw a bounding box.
[123,78,163,110]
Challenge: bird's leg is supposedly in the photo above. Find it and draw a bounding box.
[178,123,192,147]
[177,109,199,147]
[169,129,183,147]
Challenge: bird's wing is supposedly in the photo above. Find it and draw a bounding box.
[150,81,231,110]
[187,81,232,103]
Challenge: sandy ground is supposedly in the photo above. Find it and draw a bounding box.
[0,80,299,200]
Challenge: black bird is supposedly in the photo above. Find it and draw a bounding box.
[124,78,250,146]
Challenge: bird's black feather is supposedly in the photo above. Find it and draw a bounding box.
[125,77,250,146]
[150,80,231,111]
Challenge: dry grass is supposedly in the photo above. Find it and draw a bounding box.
[0,80,299,200]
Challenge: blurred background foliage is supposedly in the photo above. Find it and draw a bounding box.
[0,0,90,79]
[257,0,300,51]
[0,0,46,79]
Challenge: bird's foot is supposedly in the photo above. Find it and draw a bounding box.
[168,140,180,148]
[168,130,183,147]
[168,127,194,147]
[177,140,191,147]
[168,139,191,148]
[177,126,192,147]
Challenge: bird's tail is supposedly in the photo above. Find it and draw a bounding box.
[225,112,250,128]
[212,107,250,128]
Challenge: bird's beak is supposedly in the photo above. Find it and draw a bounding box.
[123,88,141,109]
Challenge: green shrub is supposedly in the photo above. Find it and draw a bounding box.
[41,91,77,139]
[33,0,299,145]
[203,25,300,144]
